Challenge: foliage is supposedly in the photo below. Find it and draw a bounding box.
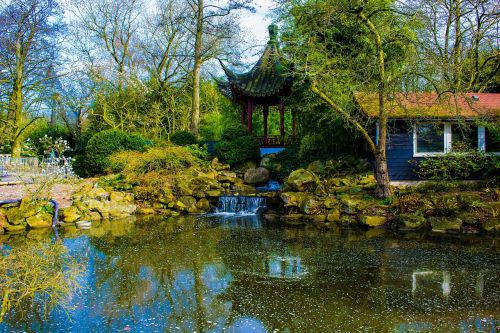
[413,142,495,181]
[0,241,83,323]
[26,122,74,156]
[214,125,260,165]
[394,193,422,214]
[78,129,146,177]
[422,195,459,216]
[109,146,205,176]
[171,131,197,146]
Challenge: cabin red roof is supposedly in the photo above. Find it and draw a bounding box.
[354,92,500,119]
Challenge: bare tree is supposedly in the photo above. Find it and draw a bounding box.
[407,0,499,93]
[186,0,253,137]
[0,0,64,157]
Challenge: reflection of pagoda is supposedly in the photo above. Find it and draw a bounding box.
[219,24,294,147]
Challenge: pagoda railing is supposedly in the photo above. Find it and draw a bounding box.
[255,136,298,147]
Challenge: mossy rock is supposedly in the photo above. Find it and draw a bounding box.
[300,197,324,215]
[324,197,339,209]
[109,191,134,203]
[338,215,356,225]
[4,223,26,232]
[5,207,26,225]
[284,169,319,192]
[429,217,462,233]
[339,197,365,215]
[138,208,156,215]
[179,196,197,213]
[26,212,53,228]
[307,214,327,223]
[397,214,427,229]
[61,206,81,223]
[480,218,500,233]
[326,209,341,222]
[196,198,210,212]
[307,160,325,174]
[280,192,310,208]
[359,215,387,227]
[205,190,223,197]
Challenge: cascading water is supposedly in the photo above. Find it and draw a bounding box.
[216,196,267,215]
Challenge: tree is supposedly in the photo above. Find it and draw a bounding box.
[278,0,416,197]
[186,0,253,137]
[406,0,499,93]
[0,0,64,157]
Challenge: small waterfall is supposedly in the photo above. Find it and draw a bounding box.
[216,196,267,215]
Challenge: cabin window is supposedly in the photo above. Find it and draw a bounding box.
[452,125,478,150]
[414,123,451,156]
[484,127,500,153]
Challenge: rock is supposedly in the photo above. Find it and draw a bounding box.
[359,215,387,227]
[307,160,325,175]
[235,161,258,174]
[110,191,134,203]
[283,214,305,220]
[280,192,309,208]
[205,190,222,197]
[179,196,197,213]
[480,218,500,233]
[324,197,339,209]
[397,214,427,229]
[340,197,359,214]
[4,223,26,232]
[5,207,26,225]
[196,198,210,212]
[26,212,53,228]
[0,210,7,229]
[211,157,230,171]
[429,217,462,233]
[61,206,81,223]
[308,214,326,222]
[338,215,356,225]
[326,209,341,222]
[232,183,256,195]
[284,169,319,192]
[138,208,156,214]
[244,167,270,185]
[300,197,324,215]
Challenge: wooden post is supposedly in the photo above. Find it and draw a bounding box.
[292,109,297,137]
[279,100,285,139]
[247,99,253,133]
[263,105,269,144]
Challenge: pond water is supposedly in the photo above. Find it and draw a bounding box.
[1,215,499,332]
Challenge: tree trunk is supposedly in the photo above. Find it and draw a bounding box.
[11,137,22,158]
[190,0,204,138]
[374,152,391,198]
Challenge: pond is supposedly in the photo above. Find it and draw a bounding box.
[1,215,499,332]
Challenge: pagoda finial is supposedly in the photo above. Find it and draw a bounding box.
[268,24,278,43]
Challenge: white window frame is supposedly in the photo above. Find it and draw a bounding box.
[413,123,451,157]
[480,126,500,155]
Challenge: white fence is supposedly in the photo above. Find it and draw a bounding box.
[0,154,74,179]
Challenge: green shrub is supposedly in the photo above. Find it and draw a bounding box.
[412,142,493,181]
[171,131,197,146]
[110,146,204,175]
[81,129,146,176]
[214,125,260,165]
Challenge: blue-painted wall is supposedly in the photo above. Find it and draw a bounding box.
[385,121,421,180]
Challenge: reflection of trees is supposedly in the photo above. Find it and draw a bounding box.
[0,240,84,329]
[87,216,233,332]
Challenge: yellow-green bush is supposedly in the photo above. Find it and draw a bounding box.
[110,146,205,176]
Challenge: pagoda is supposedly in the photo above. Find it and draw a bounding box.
[219,24,294,147]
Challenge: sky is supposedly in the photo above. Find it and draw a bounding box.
[237,0,275,65]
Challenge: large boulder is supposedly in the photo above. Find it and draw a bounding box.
[61,206,81,223]
[26,212,53,228]
[284,169,319,192]
[398,214,427,229]
[430,217,462,233]
[359,215,387,227]
[280,192,310,208]
[300,197,324,215]
[244,167,270,185]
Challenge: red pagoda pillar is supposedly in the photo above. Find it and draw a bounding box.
[263,105,269,144]
[279,100,285,139]
[247,99,253,133]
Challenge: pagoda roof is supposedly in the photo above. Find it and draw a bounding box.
[219,25,292,100]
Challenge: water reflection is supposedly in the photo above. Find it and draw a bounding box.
[0,215,498,332]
